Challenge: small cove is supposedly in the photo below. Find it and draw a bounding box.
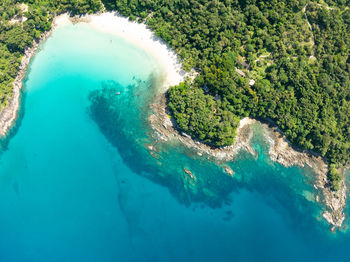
[0,19,350,262]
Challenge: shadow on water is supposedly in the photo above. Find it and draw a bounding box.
[87,76,342,245]
[89,79,245,198]
[0,48,40,155]
[0,89,27,154]
[88,79,233,204]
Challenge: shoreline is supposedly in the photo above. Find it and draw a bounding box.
[149,94,347,229]
[149,95,256,161]
[264,120,347,230]
[0,11,347,230]
[0,14,70,137]
[77,12,188,91]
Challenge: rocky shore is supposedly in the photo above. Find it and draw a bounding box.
[264,121,347,230]
[149,93,347,230]
[0,40,42,136]
[149,95,256,162]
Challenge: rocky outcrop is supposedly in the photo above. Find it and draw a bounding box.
[264,121,346,229]
[149,94,347,230]
[223,166,234,176]
[148,95,256,162]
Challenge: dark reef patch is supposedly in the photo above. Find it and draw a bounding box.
[86,77,332,238]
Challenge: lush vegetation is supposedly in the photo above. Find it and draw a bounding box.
[1,0,349,190]
[328,164,342,191]
[102,0,350,190]
[168,81,240,146]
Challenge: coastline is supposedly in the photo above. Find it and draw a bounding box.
[149,96,256,161]
[0,11,186,137]
[0,14,70,137]
[264,121,346,230]
[0,10,346,230]
[149,95,347,229]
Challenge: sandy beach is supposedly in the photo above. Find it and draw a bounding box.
[85,12,187,90]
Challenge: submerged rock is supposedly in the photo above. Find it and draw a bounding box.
[223,166,234,176]
[183,168,196,181]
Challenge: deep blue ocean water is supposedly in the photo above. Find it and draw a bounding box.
[0,22,350,262]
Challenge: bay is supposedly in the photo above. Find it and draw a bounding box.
[0,22,349,262]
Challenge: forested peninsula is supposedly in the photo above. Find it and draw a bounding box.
[104,0,350,192]
[0,0,349,192]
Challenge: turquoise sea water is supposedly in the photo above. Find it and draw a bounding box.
[0,22,350,262]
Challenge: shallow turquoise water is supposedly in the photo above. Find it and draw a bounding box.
[0,22,350,262]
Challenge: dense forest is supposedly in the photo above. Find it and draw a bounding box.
[0,0,349,190]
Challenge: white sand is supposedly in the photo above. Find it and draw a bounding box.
[38,12,188,91]
[53,13,71,27]
[78,12,187,91]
